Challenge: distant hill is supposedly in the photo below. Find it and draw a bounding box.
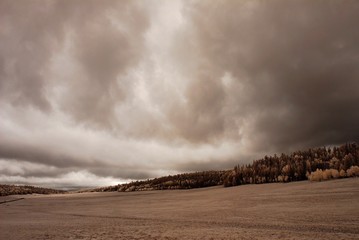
[92,142,359,193]
[0,185,66,196]
[3,143,358,195]
[92,170,229,192]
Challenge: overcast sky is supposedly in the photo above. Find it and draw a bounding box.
[1,0,359,189]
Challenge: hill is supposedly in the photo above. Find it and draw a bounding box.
[1,178,358,239]
[0,185,66,196]
[92,170,228,192]
[94,142,359,192]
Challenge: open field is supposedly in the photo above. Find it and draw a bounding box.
[1,178,358,240]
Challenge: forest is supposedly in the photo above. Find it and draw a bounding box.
[95,142,359,192]
[224,142,359,187]
[0,185,66,196]
[2,143,358,195]
[93,170,228,192]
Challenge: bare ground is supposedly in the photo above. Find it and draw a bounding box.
[0,178,358,240]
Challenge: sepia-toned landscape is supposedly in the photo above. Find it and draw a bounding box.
[1,178,358,240]
[1,0,359,239]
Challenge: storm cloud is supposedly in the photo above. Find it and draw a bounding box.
[1,0,359,188]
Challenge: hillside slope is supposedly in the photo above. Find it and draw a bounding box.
[1,178,358,239]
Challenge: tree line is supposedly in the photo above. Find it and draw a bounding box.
[224,142,359,187]
[0,185,66,196]
[94,170,228,192]
[92,142,359,192]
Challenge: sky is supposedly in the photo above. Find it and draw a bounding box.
[1,0,359,189]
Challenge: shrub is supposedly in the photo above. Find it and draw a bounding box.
[308,169,323,181]
[331,169,339,179]
[346,166,359,177]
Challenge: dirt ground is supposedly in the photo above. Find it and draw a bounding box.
[0,178,358,240]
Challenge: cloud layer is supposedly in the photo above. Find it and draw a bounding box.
[1,0,359,188]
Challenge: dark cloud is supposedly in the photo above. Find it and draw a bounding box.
[63,1,149,128]
[175,0,359,151]
[0,0,60,110]
[0,0,358,187]
[0,141,96,169]
[0,0,149,127]
[168,71,226,143]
